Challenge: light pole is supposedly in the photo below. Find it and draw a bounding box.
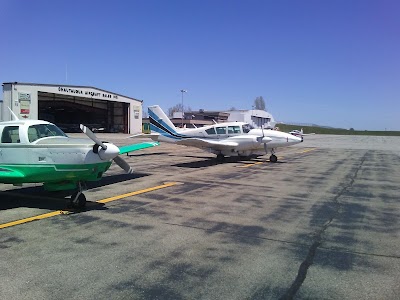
[180,89,187,127]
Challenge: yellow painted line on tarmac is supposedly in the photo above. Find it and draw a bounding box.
[0,182,179,230]
[299,148,317,154]
[0,210,71,229]
[96,182,179,204]
[238,162,261,168]
[238,161,265,168]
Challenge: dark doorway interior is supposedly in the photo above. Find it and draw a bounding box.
[38,92,118,132]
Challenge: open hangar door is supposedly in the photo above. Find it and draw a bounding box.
[38,92,129,133]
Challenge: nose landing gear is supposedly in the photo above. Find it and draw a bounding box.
[269,154,278,163]
[269,148,278,163]
[69,182,87,209]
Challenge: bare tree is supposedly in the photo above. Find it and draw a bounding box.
[168,103,192,117]
[253,96,266,110]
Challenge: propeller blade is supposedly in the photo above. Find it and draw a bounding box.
[113,156,133,174]
[80,124,107,150]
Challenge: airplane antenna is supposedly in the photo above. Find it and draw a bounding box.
[8,107,19,120]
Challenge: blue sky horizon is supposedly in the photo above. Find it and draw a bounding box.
[1,0,399,131]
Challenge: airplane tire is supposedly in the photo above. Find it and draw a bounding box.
[216,154,225,162]
[71,192,87,209]
[270,154,278,163]
[76,194,87,208]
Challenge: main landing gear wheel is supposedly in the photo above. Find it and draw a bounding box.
[269,154,278,163]
[216,153,225,162]
[70,192,87,209]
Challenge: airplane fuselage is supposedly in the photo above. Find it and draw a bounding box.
[0,140,112,186]
[0,120,116,190]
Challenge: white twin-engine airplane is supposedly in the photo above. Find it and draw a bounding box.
[135,105,302,162]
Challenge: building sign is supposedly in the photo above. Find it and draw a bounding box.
[57,86,119,100]
[133,106,140,119]
[18,92,31,118]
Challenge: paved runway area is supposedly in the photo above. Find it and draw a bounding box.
[1,134,399,299]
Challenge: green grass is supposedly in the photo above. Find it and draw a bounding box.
[276,123,400,136]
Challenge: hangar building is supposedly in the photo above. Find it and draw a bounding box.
[0,82,143,134]
[168,109,275,129]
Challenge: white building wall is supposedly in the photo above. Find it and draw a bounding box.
[226,110,276,129]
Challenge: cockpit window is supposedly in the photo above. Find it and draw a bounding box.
[228,126,241,134]
[28,124,67,142]
[216,127,227,134]
[1,126,20,143]
[242,124,254,133]
[205,127,216,135]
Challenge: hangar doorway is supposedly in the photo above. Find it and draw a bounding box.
[38,92,129,133]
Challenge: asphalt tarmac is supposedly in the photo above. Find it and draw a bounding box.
[1,134,399,300]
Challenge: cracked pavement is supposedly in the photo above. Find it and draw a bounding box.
[1,134,400,299]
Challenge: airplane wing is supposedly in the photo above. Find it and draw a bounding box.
[129,133,160,138]
[176,138,238,150]
[119,141,159,155]
[0,167,25,179]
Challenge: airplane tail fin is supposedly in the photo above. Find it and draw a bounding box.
[148,105,182,140]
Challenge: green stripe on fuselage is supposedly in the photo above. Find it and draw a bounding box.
[0,162,112,185]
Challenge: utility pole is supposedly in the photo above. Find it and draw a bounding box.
[180,89,187,127]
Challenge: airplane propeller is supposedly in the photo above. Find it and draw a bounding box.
[113,156,133,173]
[80,124,133,174]
[256,127,272,154]
[80,124,108,150]
[261,126,266,154]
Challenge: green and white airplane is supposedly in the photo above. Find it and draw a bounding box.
[0,110,158,208]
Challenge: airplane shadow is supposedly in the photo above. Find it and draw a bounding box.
[0,172,150,211]
[126,152,169,157]
[172,158,218,168]
[172,156,258,168]
[87,172,150,189]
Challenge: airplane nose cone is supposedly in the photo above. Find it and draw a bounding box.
[98,143,120,160]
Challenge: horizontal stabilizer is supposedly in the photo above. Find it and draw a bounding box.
[129,133,160,141]
[119,142,159,155]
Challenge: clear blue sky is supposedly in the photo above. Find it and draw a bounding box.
[1,0,399,130]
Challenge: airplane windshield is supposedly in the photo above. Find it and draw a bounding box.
[28,124,68,142]
[242,124,254,133]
